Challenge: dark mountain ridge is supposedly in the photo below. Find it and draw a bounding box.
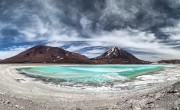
[0,45,90,64]
[158,59,180,64]
[0,45,149,64]
[91,47,149,64]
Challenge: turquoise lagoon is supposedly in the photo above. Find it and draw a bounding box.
[19,65,164,85]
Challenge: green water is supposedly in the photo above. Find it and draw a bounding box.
[19,65,164,84]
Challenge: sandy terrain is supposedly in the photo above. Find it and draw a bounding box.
[0,64,179,110]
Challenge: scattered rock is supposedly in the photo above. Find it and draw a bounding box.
[71,107,82,110]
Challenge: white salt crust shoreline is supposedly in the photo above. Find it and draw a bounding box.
[0,64,180,109]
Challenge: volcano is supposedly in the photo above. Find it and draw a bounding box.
[0,45,91,64]
[91,47,149,64]
[0,46,149,64]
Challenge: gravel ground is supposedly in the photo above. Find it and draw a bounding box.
[0,82,179,110]
[0,64,179,110]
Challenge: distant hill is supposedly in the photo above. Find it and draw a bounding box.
[91,47,149,64]
[0,46,149,64]
[158,60,180,64]
[0,45,91,64]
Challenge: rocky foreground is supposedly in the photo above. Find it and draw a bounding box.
[116,81,180,110]
[0,81,179,110]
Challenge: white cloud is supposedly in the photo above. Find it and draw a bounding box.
[0,22,9,30]
[102,0,136,20]
[161,21,180,41]
[46,41,64,47]
[82,49,106,58]
[0,46,31,59]
[80,17,92,30]
[40,27,180,61]
[1,0,180,61]
[82,28,180,61]
[1,26,180,61]
[65,45,88,52]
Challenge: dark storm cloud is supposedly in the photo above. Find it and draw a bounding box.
[1,0,180,36]
[54,0,180,33]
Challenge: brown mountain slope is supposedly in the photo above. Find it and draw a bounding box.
[0,45,91,64]
[0,46,150,64]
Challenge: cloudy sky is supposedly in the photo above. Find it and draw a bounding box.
[0,0,180,61]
